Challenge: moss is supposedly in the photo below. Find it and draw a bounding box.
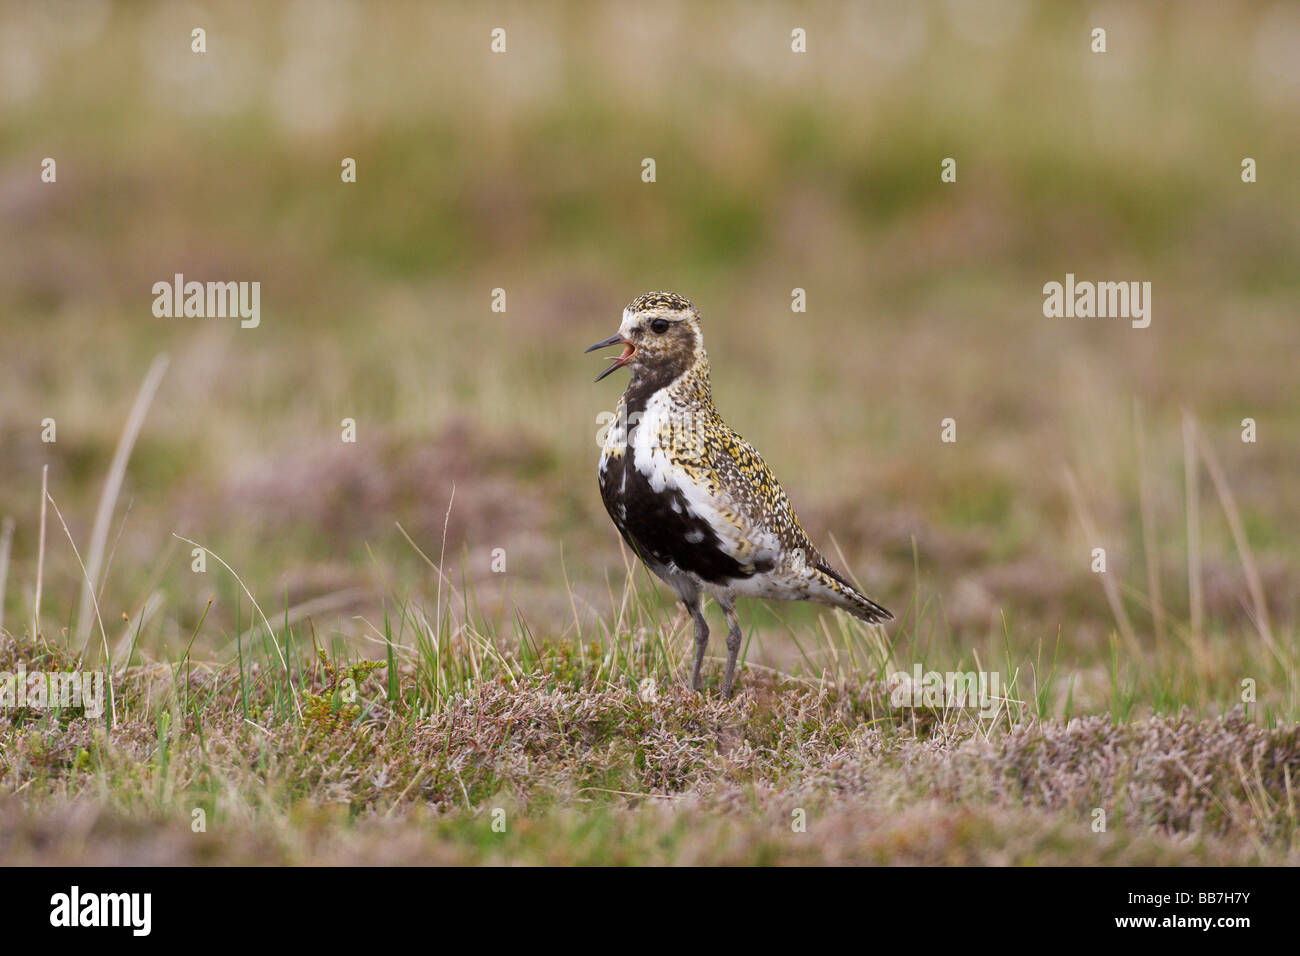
[301,648,387,735]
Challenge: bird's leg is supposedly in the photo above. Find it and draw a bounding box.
[687,600,709,692]
[721,604,743,699]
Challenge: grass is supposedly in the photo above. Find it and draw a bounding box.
[2,620,1297,864]
[1,465,1297,864]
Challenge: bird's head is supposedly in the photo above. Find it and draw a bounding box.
[585,291,705,386]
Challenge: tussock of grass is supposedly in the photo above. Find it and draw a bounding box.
[2,625,1296,865]
[1,425,1293,864]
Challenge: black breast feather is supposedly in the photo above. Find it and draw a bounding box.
[598,454,770,584]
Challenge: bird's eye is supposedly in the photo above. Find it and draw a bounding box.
[650,318,671,334]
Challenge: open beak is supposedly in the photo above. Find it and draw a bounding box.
[585,333,637,382]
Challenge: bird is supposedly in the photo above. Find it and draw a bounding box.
[586,291,892,698]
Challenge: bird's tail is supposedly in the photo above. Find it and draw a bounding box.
[812,562,893,624]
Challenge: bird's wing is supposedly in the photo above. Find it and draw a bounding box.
[661,420,892,621]
[669,421,826,576]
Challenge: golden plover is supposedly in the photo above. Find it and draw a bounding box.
[587,291,892,698]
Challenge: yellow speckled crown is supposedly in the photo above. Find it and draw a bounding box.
[626,291,698,318]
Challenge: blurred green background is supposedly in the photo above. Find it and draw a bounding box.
[2,0,1297,709]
